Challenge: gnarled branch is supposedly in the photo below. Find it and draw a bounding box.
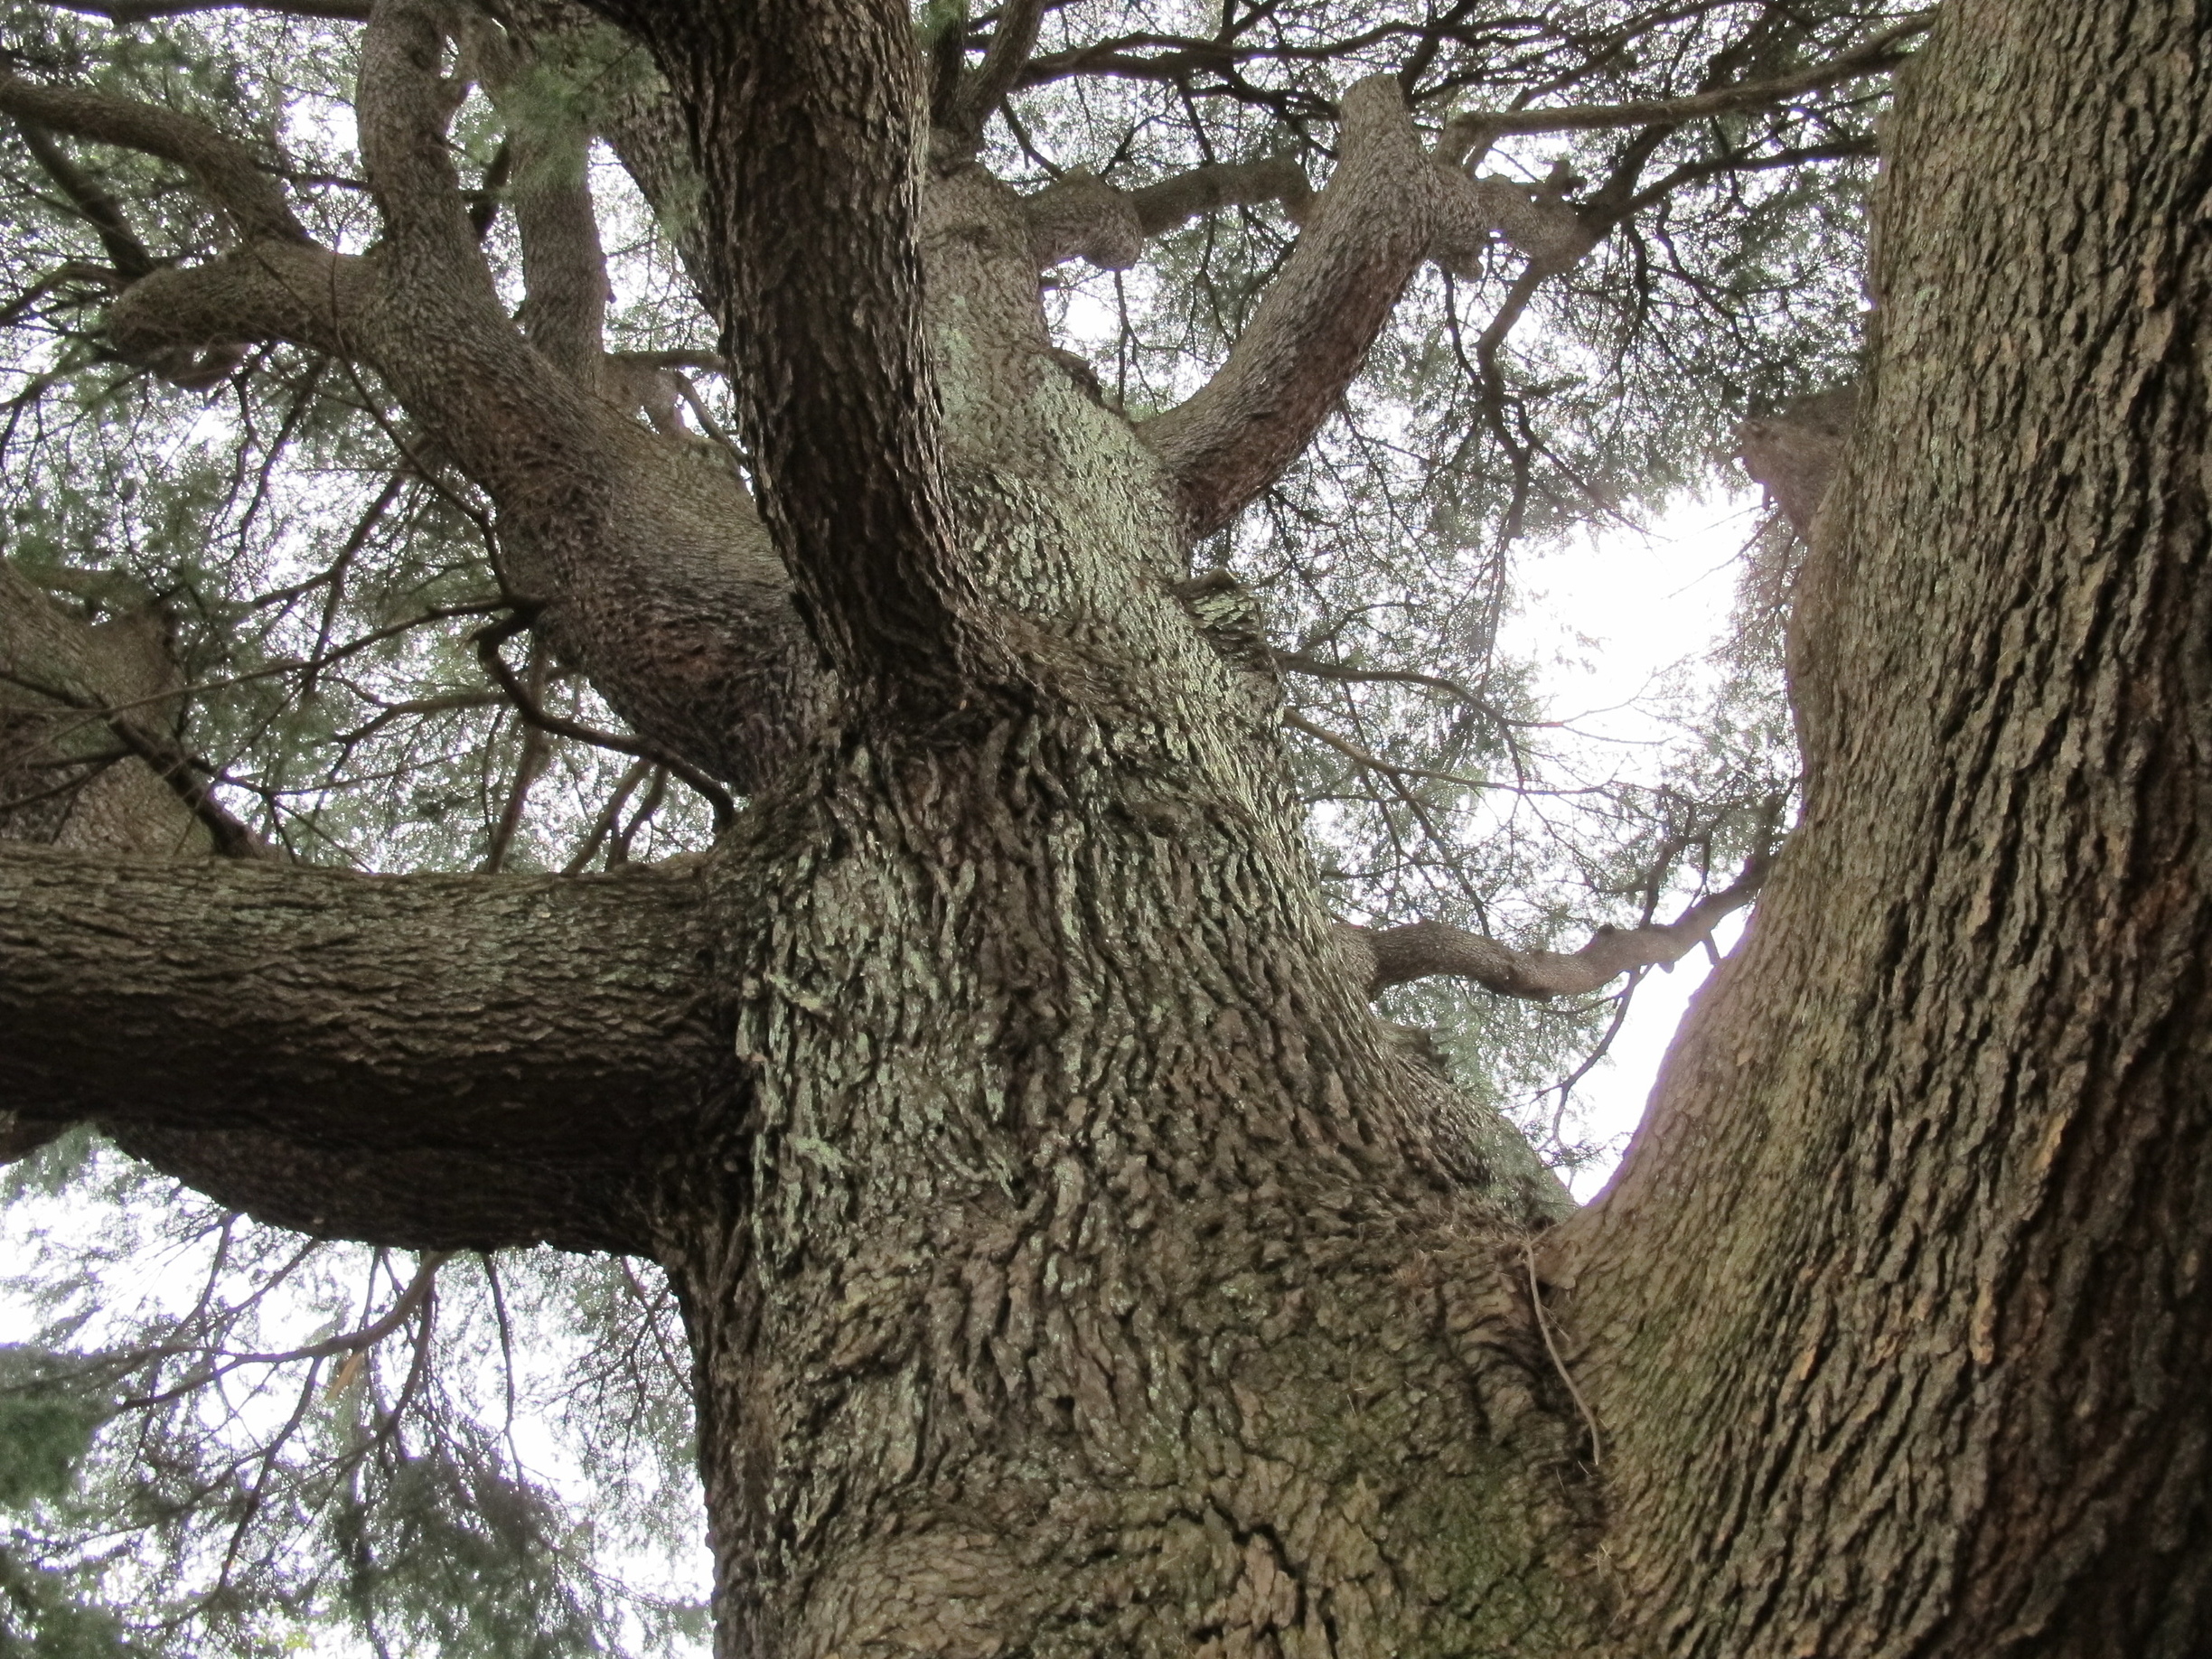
[1345,849,1772,1000]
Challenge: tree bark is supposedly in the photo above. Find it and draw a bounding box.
[23,2,2212,1654]
[1552,5,2212,1654]
[0,840,726,1251]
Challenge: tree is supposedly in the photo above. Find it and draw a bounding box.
[4,0,2202,1652]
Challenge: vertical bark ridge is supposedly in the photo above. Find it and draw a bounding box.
[1557,6,2212,1654]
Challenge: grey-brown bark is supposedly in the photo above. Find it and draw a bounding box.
[1347,846,1768,999]
[589,0,986,704]
[1739,386,1859,539]
[17,1,2205,1654]
[10,15,823,793]
[0,839,724,1252]
[1551,5,2212,1654]
[0,558,213,858]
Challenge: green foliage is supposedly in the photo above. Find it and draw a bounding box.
[0,1364,100,1510]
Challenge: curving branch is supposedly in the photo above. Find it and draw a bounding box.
[1139,75,1437,539]
[0,840,728,1251]
[355,0,503,291]
[105,239,370,369]
[581,0,985,703]
[1345,848,1772,1000]
[0,69,304,242]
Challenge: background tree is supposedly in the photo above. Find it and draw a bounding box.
[6,0,2197,1654]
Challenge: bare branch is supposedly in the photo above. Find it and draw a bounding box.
[1437,16,1931,161]
[940,0,1047,149]
[1345,848,1773,1000]
[1141,76,1437,539]
[1273,648,1517,724]
[13,117,155,279]
[1023,156,1313,270]
[475,617,736,830]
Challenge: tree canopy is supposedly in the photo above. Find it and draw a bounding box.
[0,0,1923,1651]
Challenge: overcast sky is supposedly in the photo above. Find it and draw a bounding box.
[1500,490,1763,1198]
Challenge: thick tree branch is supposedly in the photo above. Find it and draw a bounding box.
[1023,156,1313,269]
[506,118,609,382]
[11,4,827,792]
[581,0,985,702]
[1128,156,1314,238]
[13,118,155,280]
[939,0,1046,150]
[0,557,214,857]
[341,0,825,788]
[1739,386,1859,539]
[52,0,370,20]
[105,238,370,369]
[0,841,726,1251]
[356,0,503,293]
[0,69,305,242]
[1345,849,1771,999]
[1140,75,1437,539]
[466,17,612,383]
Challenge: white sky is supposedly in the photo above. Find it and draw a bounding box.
[1500,491,1763,1198]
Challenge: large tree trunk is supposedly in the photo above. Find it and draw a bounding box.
[649,158,1600,1656]
[10,1,2212,1654]
[1553,4,2212,1655]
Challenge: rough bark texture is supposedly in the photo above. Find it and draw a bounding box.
[0,558,211,857]
[645,153,1597,1656]
[1554,6,2212,1655]
[15,0,2210,1654]
[596,0,986,703]
[9,35,1610,1644]
[0,842,725,1252]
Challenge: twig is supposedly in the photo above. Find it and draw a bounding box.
[473,618,735,831]
[1524,1237,1602,1469]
